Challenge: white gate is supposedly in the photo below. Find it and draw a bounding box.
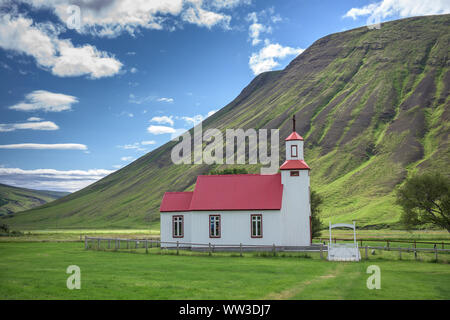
[327,222,360,262]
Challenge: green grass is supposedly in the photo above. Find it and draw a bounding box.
[0,242,449,299]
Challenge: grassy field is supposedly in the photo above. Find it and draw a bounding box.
[0,241,449,300]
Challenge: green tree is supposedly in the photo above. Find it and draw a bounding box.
[397,172,450,232]
[310,190,323,238]
[0,223,9,233]
[209,168,248,175]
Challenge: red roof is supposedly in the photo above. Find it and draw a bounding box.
[285,131,304,141]
[160,192,193,212]
[280,159,310,170]
[160,174,283,212]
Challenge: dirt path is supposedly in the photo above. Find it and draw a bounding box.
[264,264,346,300]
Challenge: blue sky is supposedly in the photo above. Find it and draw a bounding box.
[0,0,449,191]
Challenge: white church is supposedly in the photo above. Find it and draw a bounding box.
[160,121,312,248]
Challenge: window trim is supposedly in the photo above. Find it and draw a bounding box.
[172,215,184,238]
[209,214,221,238]
[250,214,263,238]
[290,170,300,176]
[291,144,298,157]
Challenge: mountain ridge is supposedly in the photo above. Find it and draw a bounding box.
[3,14,449,229]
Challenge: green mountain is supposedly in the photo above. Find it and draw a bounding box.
[0,184,69,216]
[3,14,449,230]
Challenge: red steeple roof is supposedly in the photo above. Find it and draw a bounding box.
[285,131,303,141]
[280,159,310,170]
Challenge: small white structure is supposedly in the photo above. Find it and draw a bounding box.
[327,221,361,262]
[160,117,313,248]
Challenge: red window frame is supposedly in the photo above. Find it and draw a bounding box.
[251,214,263,238]
[209,214,221,238]
[291,145,298,157]
[172,215,184,238]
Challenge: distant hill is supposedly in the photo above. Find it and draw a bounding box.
[3,14,449,229]
[0,184,69,216]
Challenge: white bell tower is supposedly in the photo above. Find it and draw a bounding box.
[279,115,312,246]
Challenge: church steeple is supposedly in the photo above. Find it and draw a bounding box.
[280,115,309,169]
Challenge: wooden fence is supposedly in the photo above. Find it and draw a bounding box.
[317,237,449,249]
[84,236,450,261]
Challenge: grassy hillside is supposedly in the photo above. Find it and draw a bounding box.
[0,184,68,216]
[3,14,449,229]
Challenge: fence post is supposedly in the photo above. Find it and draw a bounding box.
[115,239,118,251]
[208,243,212,256]
[442,242,444,250]
[177,241,179,255]
[108,239,111,249]
[365,246,368,260]
[118,239,120,250]
[145,240,148,254]
[398,247,402,260]
[414,248,417,260]
[97,238,100,250]
[434,245,438,262]
[135,240,138,249]
[320,243,323,259]
[150,239,153,248]
[272,243,276,257]
[127,240,129,249]
[240,243,243,257]
[85,236,88,250]
[387,240,390,251]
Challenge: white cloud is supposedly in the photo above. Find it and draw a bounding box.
[17,0,250,37]
[151,116,174,126]
[0,121,59,132]
[117,143,146,151]
[117,140,156,151]
[210,0,252,9]
[8,90,78,112]
[170,128,189,140]
[121,156,135,161]
[0,167,113,192]
[27,117,43,121]
[141,140,156,145]
[112,164,123,169]
[157,97,174,103]
[344,0,450,22]
[130,67,138,73]
[182,4,231,29]
[207,110,217,117]
[246,12,272,46]
[181,109,217,126]
[147,125,177,135]
[0,14,122,78]
[0,143,87,150]
[129,94,173,104]
[249,42,304,75]
[182,114,204,126]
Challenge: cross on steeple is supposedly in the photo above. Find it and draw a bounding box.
[292,115,296,132]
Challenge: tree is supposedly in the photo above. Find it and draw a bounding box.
[0,223,9,233]
[397,172,450,232]
[209,168,248,175]
[310,190,323,238]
